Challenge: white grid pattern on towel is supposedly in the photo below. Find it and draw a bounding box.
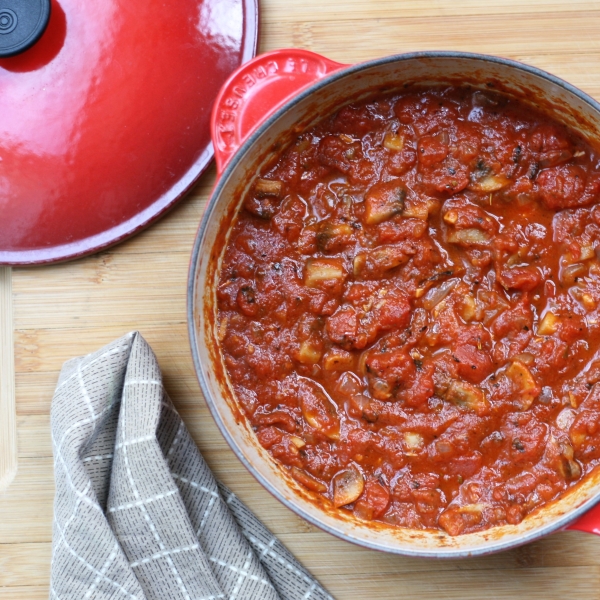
[119,428,194,600]
[50,332,334,600]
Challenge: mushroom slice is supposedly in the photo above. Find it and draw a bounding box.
[323,348,354,371]
[363,181,406,225]
[557,442,582,481]
[559,458,582,480]
[447,228,490,247]
[316,221,354,253]
[333,468,365,507]
[353,245,408,278]
[470,173,510,192]
[290,467,327,493]
[254,178,283,198]
[298,377,340,441]
[445,380,489,416]
[505,360,540,410]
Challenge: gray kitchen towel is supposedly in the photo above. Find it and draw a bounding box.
[50,331,333,600]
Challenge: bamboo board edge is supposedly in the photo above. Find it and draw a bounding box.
[0,267,17,491]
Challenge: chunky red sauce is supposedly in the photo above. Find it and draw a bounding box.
[216,87,600,535]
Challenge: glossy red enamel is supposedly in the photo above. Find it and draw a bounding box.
[0,0,258,264]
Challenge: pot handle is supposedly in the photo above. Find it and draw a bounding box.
[565,502,600,535]
[211,48,348,176]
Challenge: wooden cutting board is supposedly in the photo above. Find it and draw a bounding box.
[3,1,600,598]
[0,267,16,493]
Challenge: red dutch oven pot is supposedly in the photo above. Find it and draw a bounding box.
[189,49,600,556]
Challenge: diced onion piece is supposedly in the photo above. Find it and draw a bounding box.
[402,198,430,220]
[323,348,354,371]
[296,340,322,365]
[353,500,374,521]
[254,178,283,197]
[304,258,345,287]
[506,360,539,410]
[591,262,600,276]
[438,509,465,536]
[568,392,578,408]
[582,293,597,311]
[538,149,572,169]
[295,137,311,153]
[364,184,406,225]
[560,262,587,286]
[218,317,228,342]
[353,254,366,277]
[461,295,477,322]
[538,311,560,335]
[470,173,510,192]
[447,228,490,247]
[290,467,327,493]
[457,503,487,515]
[290,436,306,449]
[333,468,365,507]
[423,278,459,310]
[404,432,424,456]
[339,133,354,144]
[512,352,534,366]
[580,245,595,261]
[383,131,404,151]
[350,393,372,413]
[435,440,454,456]
[571,430,587,449]
[443,210,459,225]
[446,380,489,416]
[335,372,363,397]
[556,408,576,431]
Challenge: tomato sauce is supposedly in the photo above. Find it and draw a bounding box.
[216,87,600,535]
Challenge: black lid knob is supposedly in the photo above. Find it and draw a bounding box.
[0,0,51,57]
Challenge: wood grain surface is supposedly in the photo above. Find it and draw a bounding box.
[3,1,600,598]
[0,267,16,493]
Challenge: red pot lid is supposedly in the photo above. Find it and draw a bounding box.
[0,0,258,265]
